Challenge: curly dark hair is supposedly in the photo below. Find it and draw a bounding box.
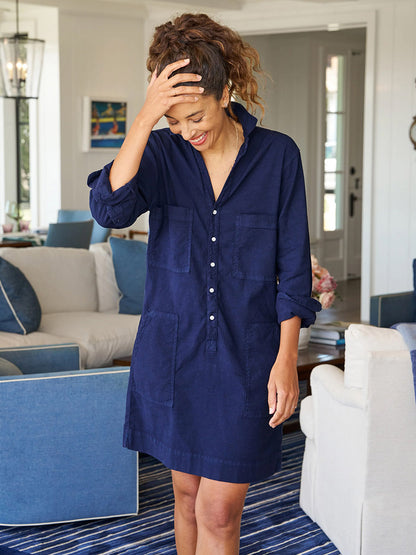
[147,13,265,120]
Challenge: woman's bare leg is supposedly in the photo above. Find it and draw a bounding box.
[171,470,201,555]
[194,477,249,554]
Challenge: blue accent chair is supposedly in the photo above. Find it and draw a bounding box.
[58,209,111,244]
[0,343,80,374]
[45,220,94,249]
[0,345,138,525]
[370,259,416,327]
[370,291,414,327]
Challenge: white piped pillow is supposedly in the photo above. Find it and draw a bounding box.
[90,243,120,313]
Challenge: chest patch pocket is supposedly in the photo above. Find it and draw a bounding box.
[232,214,277,282]
[148,205,193,273]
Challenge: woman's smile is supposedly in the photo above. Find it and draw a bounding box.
[189,132,208,146]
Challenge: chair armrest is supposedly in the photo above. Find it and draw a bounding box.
[310,364,366,410]
[370,291,414,327]
[0,343,80,374]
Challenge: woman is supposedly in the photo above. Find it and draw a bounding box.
[88,13,321,554]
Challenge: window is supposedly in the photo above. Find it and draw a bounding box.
[19,98,31,222]
[323,54,345,232]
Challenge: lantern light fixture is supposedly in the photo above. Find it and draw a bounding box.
[0,0,45,99]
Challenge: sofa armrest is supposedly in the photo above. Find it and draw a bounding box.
[370,291,414,327]
[0,343,80,374]
[310,364,366,410]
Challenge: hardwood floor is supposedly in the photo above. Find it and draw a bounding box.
[315,278,362,325]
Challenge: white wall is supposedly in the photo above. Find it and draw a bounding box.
[215,0,416,321]
[58,10,145,218]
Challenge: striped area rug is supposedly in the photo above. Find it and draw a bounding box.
[0,431,339,554]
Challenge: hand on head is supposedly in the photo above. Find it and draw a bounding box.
[143,59,204,127]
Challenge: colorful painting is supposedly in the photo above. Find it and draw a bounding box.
[82,97,127,151]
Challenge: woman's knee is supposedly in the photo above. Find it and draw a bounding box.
[195,479,249,534]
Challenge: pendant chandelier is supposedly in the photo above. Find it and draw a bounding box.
[0,0,45,99]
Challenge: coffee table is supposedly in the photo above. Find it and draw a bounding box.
[297,342,345,393]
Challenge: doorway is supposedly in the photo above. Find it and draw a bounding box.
[243,29,366,284]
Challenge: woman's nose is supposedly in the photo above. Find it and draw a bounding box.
[181,126,194,141]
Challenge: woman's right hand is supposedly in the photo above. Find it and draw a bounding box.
[141,59,204,127]
[109,59,202,192]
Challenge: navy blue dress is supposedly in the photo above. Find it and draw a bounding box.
[88,103,321,484]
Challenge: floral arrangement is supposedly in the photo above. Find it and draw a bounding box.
[311,255,337,309]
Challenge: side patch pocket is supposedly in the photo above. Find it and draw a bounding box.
[131,310,178,407]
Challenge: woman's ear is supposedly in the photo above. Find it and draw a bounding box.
[221,87,230,108]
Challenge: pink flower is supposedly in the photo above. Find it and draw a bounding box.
[312,275,321,291]
[319,291,336,309]
[311,255,338,309]
[316,273,337,293]
[311,255,320,273]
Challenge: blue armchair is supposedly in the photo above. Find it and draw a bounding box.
[45,220,94,249]
[0,344,138,525]
[58,209,111,244]
[370,259,415,327]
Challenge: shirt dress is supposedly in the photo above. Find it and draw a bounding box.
[88,102,321,484]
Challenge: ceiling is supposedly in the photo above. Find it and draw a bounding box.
[0,0,362,17]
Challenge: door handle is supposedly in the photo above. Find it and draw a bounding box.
[350,192,358,217]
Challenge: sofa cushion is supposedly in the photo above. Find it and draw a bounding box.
[0,247,98,314]
[345,324,407,389]
[0,330,77,349]
[0,258,41,334]
[40,312,140,368]
[0,357,22,375]
[109,237,147,315]
[89,242,119,313]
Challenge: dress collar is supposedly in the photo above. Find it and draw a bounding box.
[230,102,258,139]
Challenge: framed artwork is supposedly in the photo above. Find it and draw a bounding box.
[82,97,127,151]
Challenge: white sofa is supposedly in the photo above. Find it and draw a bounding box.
[299,323,416,555]
[0,243,140,368]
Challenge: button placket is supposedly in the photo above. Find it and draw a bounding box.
[207,207,219,352]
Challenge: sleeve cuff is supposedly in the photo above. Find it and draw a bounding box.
[276,291,322,328]
[88,162,138,206]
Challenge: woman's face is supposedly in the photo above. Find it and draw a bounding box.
[164,89,230,152]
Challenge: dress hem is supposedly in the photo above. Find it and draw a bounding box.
[123,427,282,484]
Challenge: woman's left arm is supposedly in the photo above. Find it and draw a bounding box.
[267,316,301,428]
[268,143,321,427]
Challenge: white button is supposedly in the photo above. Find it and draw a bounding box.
[209,315,215,321]
[209,288,215,293]
[210,262,215,267]
[211,236,216,242]
[213,209,217,215]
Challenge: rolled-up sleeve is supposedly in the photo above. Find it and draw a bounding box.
[88,139,159,229]
[275,147,321,327]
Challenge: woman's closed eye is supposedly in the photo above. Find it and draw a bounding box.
[166,117,203,126]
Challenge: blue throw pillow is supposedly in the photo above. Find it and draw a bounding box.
[0,258,41,334]
[109,237,147,314]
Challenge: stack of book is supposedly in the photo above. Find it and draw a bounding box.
[310,322,347,346]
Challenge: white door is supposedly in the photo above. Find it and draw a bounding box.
[346,50,365,278]
[320,46,365,280]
